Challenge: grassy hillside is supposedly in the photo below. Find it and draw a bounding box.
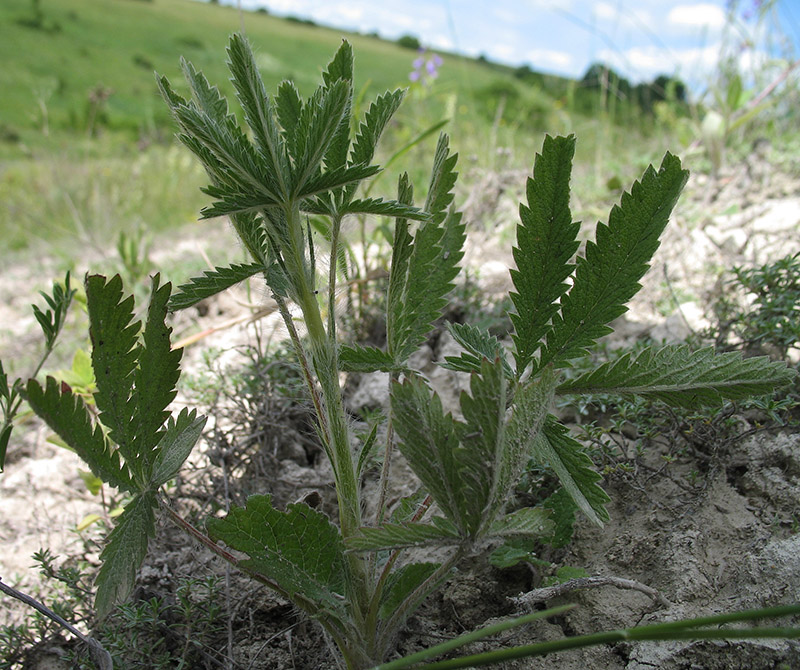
[1,0,568,147]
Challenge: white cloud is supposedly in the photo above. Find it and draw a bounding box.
[594,2,617,21]
[668,4,726,30]
[597,44,719,81]
[525,48,573,69]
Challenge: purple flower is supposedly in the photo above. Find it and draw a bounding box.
[409,48,443,86]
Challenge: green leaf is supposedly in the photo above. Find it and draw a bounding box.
[356,420,381,478]
[351,89,405,168]
[86,275,140,466]
[557,344,797,406]
[440,322,513,378]
[380,562,440,619]
[150,408,207,487]
[24,377,133,492]
[391,375,468,533]
[341,198,428,220]
[542,487,578,548]
[226,33,290,196]
[292,79,351,196]
[297,163,381,201]
[131,275,183,467]
[31,273,75,350]
[338,344,398,373]
[275,80,303,157]
[321,41,354,172]
[488,507,553,539]
[424,133,458,221]
[207,495,348,617]
[388,158,466,363]
[0,423,12,473]
[532,417,610,526]
[0,359,8,401]
[488,538,542,569]
[95,490,157,618]
[346,518,460,552]
[540,153,689,369]
[510,135,581,374]
[168,262,264,311]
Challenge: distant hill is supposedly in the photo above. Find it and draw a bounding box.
[1,0,572,143]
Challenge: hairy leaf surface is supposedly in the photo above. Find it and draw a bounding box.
[380,563,440,619]
[510,135,580,373]
[95,490,157,618]
[86,275,140,467]
[168,262,264,311]
[347,519,459,551]
[488,507,553,538]
[532,417,610,526]
[338,344,399,373]
[441,322,513,378]
[24,376,133,492]
[150,409,207,487]
[540,153,689,369]
[207,495,347,616]
[557,345,797,406]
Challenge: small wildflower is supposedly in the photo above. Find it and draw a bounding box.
[409,48,443,86]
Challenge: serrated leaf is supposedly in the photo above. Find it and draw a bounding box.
[351,89,405,168]
[95,490,157,618]
[24,377,133,492]
[424,133,458,221]
[131,275,183,466]
[532,417,610,526]
[207,495,348,617]
[297,162,381,201]
[539,153,689,369]
[389,489,429,524]
[380,562,440,619]
[338,344,398,373]
[557,344,797,406]
[292,79,351,196]
[180,57,230,126]
[346,519,460,551]
[321,41,353,173]
[356,420,381,478]
[226,33,289,196]
[488,507,553,538]
[150,409,207,487]
[542,488,577,548]
[489,538,542,569]
[86,275,140,467]
[391,375,468,533]
[341,198,428,220]
[199,185,282,219]
[441,322,514,378]
[168,262,264,311]
[510,135,581,374]
[275,80,303,156]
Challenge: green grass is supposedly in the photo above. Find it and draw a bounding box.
[0,0,684,260]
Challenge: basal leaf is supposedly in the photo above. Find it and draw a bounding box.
[557,344,797,406]
[510,135,581,374]
[540,153,689,369]
[131,275,182,465]
[207,495,348,616]
[532,417,610,526]
[95,490,157,618]
[339,344,398,373]
[86,274,140,466]
[380,563,440,619]
[24,377,133,492]
[168,262,264,312]
[346,519,460,552]
[150,408,207,487]
[542,487,578,548]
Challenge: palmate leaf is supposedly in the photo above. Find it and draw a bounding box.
[86,274,140,470]
[207,494,348,618]
[557,344,797,406]
[531,417,610,526]
[510,135,581,374]
[95,490,157,618]
[539,153,689,370]
[168,262,264,311]
[347,518,460,551]
[23,376,133,492]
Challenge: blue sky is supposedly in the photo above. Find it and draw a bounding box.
[228,0,799,88]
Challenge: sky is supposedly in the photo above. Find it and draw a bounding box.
[226,0,800,89]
